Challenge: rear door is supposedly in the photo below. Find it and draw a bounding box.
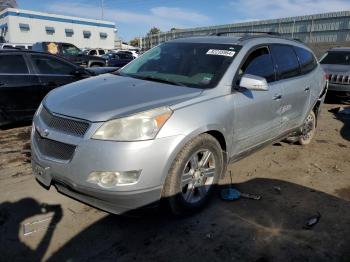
[232,46,282,154]
[270,44,311,131]
[0,53,42,120]
[29,54,85,102]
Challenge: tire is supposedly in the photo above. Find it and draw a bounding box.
[298,110,316,145]
[162,133,224,215]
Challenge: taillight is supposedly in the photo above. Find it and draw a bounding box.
[324,73,329,81]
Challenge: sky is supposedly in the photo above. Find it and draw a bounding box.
[18,0,349,41]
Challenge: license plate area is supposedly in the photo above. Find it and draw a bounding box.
[32,160,52,187]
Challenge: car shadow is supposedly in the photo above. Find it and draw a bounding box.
[328,106,350,142]
[11,178,346,262]
[0,198,62,261]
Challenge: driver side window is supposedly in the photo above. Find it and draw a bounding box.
[239,47,276,83]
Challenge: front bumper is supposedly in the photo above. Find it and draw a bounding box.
[31,115,185,214]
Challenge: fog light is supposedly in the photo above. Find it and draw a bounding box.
[87,170,141,188]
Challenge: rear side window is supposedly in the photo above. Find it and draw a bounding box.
[0,55,28,74]
[294,47,316,74]
[98,50,105,55]
[31,55,75,75]
[270,45,300,80]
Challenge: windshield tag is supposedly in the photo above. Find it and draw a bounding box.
[206,49,235,57]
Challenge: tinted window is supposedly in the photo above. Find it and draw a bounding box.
[245,54,276,83]
[270,45,300,80]
[31,55,75,75]
[98,50,105,55]
[0,55,28,74]
[294,46,316,74]
[320,51,350,65]
[89,50,97,55]
[239,47,275,83]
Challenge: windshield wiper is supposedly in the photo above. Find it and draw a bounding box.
[129,74,187,87]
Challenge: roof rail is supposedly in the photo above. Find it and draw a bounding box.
[211,31,281,36]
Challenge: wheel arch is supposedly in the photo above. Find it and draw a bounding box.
[160,127,229,185]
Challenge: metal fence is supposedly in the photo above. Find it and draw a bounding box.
[140,10,350,50]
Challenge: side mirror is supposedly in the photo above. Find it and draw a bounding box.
[239,74,269,91]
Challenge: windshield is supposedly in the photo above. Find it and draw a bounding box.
[320,51,350,65]
[119,42,241,88]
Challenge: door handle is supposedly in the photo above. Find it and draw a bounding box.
[0,83,5,86]
[273,94,282,100]
[304,86,310,91]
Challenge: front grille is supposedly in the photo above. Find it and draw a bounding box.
[40,107,90,137]
[329,74,350,85]
[34,131,76,161]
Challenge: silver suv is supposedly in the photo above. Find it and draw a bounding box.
[320,47,350,98]
[31,35,327,215]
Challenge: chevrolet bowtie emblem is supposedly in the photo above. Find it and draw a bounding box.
[42,129,50,137]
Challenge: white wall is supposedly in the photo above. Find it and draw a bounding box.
[1,8,116,49]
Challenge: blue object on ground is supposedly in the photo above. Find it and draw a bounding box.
[220,187,241,200]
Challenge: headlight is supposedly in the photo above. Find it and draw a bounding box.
[92,107,172,141]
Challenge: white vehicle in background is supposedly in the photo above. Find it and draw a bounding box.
[0,43,32,49]
[85,48,108,57]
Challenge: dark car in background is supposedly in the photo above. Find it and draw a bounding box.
[0,49,97,126]
[320,47,350,98]
[32,42,106,68]
[102,51,134,67]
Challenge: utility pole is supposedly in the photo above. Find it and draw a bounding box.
[101,0,104,19]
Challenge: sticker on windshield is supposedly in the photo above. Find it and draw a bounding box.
[206,49,235,57]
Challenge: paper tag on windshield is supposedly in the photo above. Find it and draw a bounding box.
[206,49,235,57]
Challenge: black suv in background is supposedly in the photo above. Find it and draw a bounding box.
[32,42,106,67]
[0,49,95,126]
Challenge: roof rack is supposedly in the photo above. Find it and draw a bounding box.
[211,31,281,36]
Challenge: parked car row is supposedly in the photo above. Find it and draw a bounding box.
[0,49,118,126]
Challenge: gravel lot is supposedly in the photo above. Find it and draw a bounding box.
[0,100,349,262]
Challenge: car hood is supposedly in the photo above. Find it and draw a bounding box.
[321,64,350,74]
[44,74,203,122]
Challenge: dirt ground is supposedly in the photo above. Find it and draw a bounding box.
[0,99,349,262]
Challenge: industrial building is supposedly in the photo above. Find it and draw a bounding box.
[0,0,17,12]
[0,8,116,49]
[140,10,350,56]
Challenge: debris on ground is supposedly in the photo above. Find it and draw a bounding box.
[205,232,213,239]
[311,163,323,171]
[273,186,282,194]
[303,212,321,229]
[240,193,262,200]
[333,165,344,173]
[23,216,54,236]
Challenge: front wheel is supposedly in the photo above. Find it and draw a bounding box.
[162,134,224,215]
[298,110,316,145]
